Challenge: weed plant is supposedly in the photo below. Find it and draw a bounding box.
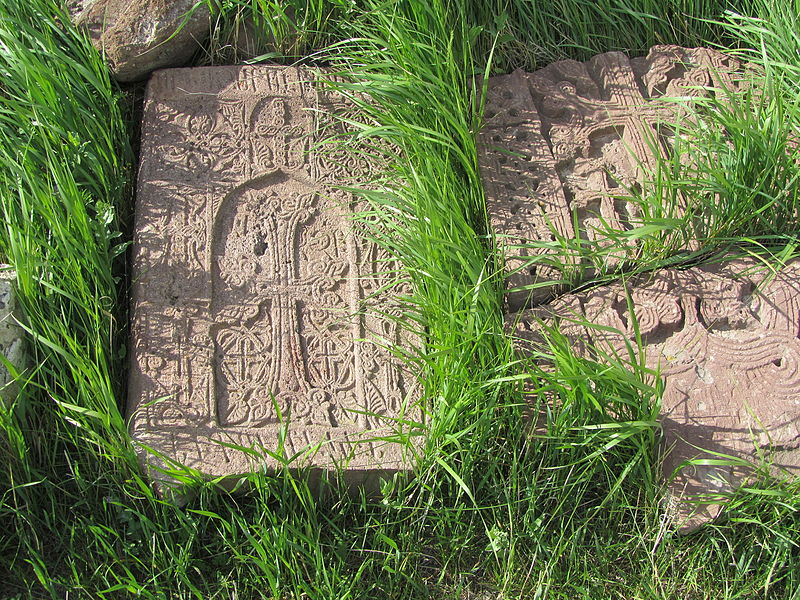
[0,0,798,598]
[202,0,754,71]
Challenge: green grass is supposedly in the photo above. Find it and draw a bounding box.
[0,0,799,598]
[464,0,754,72]
[202,0,755,71]
[201,0,363,64]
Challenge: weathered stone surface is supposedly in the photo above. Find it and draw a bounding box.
[508,258,800,531]
[479,45,743,310]
[0,269,26,404]
[71,0,210,82]
[129,66,419,483]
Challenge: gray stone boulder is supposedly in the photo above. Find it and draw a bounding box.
[69,0,211,82]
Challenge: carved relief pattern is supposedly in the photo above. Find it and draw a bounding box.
[129,66,417,477]
[151,97,311,181]
[479,45,743,309]
[509,259,800,530]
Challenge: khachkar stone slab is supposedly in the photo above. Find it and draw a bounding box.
[129,66,418,484]
[479,45,743,310]
[0,268,26,404]
[509,258,800,531]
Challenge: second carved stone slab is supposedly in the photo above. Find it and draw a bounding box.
[509,258,800,531]
[480,45,743,309]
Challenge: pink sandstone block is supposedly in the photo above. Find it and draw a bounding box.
[480,45,743,309]
[129,66,419,484]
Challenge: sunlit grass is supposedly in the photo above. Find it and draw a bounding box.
[0,0,798,597]
[202,0,362,64]
[465,0,754,72]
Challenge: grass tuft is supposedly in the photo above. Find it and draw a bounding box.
[0,0,798,597]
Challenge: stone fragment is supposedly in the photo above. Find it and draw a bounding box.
[479,45,743,310]
[508,258,800,531]
[0,268,27,405]
[71,0,210,82]
[129,66,419,484]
